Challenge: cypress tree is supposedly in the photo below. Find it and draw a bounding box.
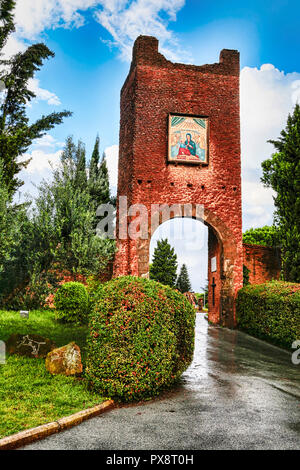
[261,104,300,282]
[176,264,192,293]
[150,239,178,287]
[0,0,71,197]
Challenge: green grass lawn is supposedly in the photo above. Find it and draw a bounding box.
[0,310,106,439]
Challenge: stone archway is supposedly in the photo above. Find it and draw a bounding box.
[113,35,243,327]
[130,205,239,327]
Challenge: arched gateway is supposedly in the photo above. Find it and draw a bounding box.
[113,36,243,327]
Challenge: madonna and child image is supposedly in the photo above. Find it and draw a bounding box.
[168,114,209,164]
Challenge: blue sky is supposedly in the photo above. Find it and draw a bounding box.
[3,0,299,291]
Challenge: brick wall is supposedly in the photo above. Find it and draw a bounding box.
[243,243,281,284]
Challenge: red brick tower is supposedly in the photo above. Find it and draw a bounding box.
[113,36,243,327]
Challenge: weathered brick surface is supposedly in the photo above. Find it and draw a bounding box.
[114,36,243,327]
[243,243,281,284]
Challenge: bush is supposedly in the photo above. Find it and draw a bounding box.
[54,282,89,325]
[237,281,300,349]
[85,276,195,402]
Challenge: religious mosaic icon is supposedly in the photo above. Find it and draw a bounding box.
[168,114,209,164]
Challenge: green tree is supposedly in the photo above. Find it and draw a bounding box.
[150,239,178,288]
[0,0,71,197]
[88,136,111,209]
[243,225,279,247]
[0,136,116,307]
[176,264,192,293]
[243,265,250,286]
[261,104,300,282]
[98,153,110,204]
[89,135,100,188]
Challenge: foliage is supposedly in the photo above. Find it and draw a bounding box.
[243,265,250,286]
[0,310,104,438]
[2,272,57,311]
[261,104,300,282]
[243,225,279,247]
[176,263,192,293]
[0,136,116,307]
[0,162,20,271]
[237,281,300,349]
[0,0,71,197]
[86,274,103,294]
[54,282,89,325]
[86,276,195,402]
[0,203,57,307]
[150,239,178,288]
[89,136,111,213]
[34,136,116,276]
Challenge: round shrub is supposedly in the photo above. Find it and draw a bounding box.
[54,282,89,324]
[85,276,196,402]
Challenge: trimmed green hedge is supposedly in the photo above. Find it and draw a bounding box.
[237,281,300,349]
[54,282,89,325]
[85,276,196,402]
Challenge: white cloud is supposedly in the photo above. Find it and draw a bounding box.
[104,144,119,194]
[240,64,300,229]
[1,35,27,57]
[16,147,63,202]
[14,0,99,39]
[94,0,187,61]
[18,134,64,189]
[242,181,274,207]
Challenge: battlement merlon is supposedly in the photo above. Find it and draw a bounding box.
[130,35,240,76]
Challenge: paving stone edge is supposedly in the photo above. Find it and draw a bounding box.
[0,400,114,450]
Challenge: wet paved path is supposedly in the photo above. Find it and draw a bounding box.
[23,314,300,450]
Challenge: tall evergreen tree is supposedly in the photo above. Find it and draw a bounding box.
[0,0,71,197]
[261,104,300,282]
[0,136,116,304]
[89,135,100,183]
[98,152,110,204]
[176,264,192,293]
[150,239,178,287]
